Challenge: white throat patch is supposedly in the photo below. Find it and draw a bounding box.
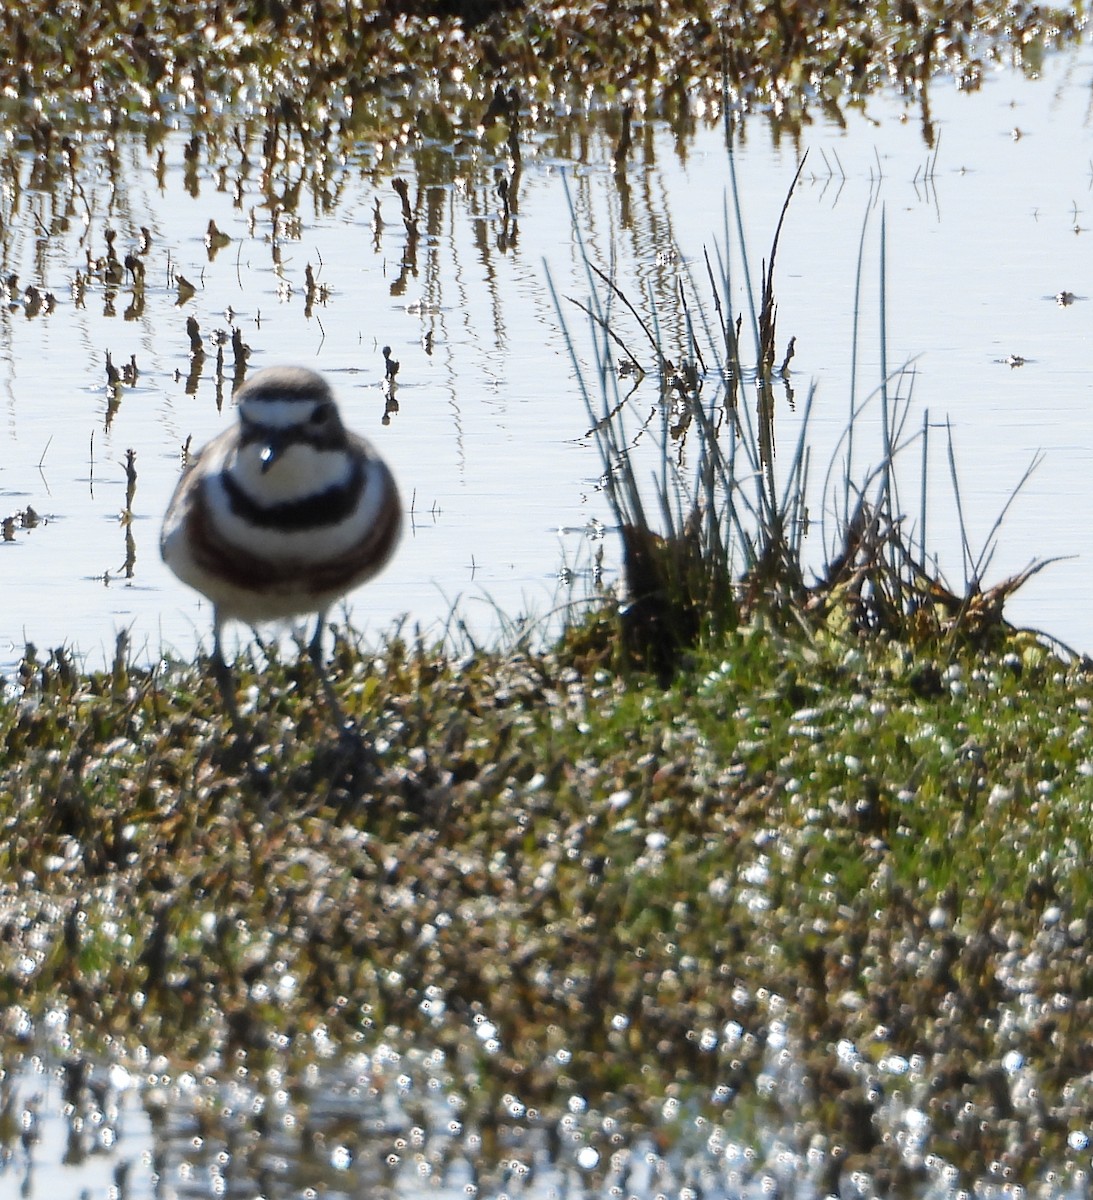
[231,442,354,504]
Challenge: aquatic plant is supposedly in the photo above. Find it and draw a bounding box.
[554,137,1055,683]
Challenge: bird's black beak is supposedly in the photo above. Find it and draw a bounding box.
[259,433,285,473]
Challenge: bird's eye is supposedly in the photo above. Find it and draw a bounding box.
[310,403,332,425]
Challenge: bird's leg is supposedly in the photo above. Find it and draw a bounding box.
[250,626,272,660]
[308,610,348,731]
[306,614,382,795]
[211,610,249,745]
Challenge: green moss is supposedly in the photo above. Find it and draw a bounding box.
[1,611,1092,1183]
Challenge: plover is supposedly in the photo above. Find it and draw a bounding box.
[161,365,401,736]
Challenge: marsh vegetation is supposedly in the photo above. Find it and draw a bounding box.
[3,2,1093,1196]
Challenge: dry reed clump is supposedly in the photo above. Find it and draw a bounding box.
[554,155,1056,685]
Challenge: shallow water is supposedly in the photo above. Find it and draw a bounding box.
[2,47,1093,671]
[6,1035,1090,1200]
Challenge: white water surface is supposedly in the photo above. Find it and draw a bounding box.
[1,48,1092,670]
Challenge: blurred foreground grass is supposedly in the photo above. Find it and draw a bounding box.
[3,612,1093,1181]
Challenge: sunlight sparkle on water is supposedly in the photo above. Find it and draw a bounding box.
[5,48,1093,665]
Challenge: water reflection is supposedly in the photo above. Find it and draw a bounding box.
[2,47,1093,668]
[5,1036,1091,1200]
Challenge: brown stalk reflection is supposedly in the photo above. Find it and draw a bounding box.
[0,67,951,614]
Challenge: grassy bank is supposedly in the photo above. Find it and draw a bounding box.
[3,612,1093,1187]
[1,0,1086,145]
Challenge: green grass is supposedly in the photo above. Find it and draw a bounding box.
[3,618,1093,1185]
